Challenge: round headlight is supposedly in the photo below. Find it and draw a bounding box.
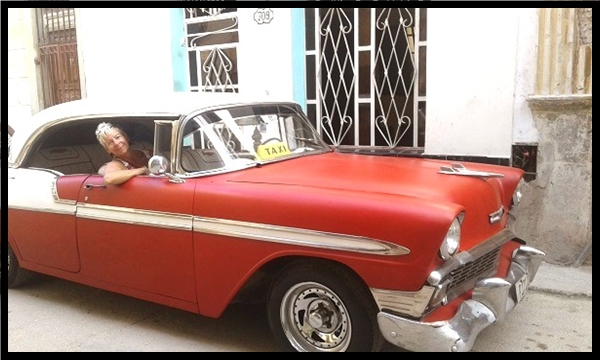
[439,217,461,260]
[512,178,526,207]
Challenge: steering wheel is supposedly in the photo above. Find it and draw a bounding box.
[261,137,283,145]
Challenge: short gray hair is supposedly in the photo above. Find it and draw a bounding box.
[95,122,128,148]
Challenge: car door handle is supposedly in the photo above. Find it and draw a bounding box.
[84,183,107,189]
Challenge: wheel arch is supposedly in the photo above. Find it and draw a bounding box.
[230,255,376,309]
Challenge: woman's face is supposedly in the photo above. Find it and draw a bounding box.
[103,128,129,157]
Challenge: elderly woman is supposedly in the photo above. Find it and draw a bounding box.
[95,122,152,185]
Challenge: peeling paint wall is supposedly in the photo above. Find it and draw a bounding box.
[511,103,592,266]
[536,8,592,95]
[511,8,593,266]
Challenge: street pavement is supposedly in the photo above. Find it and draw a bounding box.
[7,261,592,352]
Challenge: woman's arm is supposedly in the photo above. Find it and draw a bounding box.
[102,160,149,185]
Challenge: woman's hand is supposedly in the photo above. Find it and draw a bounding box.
[136,166,150,176]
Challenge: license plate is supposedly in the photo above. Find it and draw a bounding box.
[514,274,530,303]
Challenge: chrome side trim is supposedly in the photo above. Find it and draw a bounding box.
[371,286,435,318]
[12,197,409,256]
[193,216,410,256]
[8,205,75,216]
[76,203,193,231]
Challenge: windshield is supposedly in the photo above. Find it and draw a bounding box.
[178,103,330,173]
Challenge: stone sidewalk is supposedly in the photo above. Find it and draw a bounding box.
[529,261,592,298]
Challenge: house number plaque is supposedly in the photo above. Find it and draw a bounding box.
[254,8,273,24]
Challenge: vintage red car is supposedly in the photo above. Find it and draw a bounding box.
[7,92,545,352]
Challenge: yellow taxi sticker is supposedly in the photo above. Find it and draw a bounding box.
[256,141,291,160]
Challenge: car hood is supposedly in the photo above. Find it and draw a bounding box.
[225,152,523,242]
[230,152,521,204]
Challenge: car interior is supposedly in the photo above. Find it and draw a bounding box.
[26,118,157,175]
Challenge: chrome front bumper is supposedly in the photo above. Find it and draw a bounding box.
[377,245,546,352]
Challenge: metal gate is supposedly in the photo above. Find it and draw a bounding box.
[34,8,81,109]
[305,8,427,149]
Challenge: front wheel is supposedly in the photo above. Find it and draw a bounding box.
[267,261,384,352]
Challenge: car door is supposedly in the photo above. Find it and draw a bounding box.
[8,169,85,273]
[75,173,198,303]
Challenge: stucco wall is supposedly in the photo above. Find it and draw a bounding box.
[511,100,592,266]
[7,8,37,133]
[512,9,541,144]
[76,8,295,99]
[237,8,295,99]
[510,8,593,266]
[75,8,175,98]
[426,8,530,158]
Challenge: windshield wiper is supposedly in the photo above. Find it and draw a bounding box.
[293,136,325,148]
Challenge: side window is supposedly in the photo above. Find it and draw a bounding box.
[27,123,110,175]
[180,119,225,173]
[153,120,174,159]
[27,120,155,176]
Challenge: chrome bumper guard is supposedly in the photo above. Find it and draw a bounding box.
[377,245,545,352]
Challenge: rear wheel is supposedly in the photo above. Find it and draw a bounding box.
[8,242,34,287]
[267,260,384,352]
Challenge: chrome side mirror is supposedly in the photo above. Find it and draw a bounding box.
[148,155,170,175]
[148,155,185,184]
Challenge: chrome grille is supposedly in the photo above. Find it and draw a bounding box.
[448,247,500,292]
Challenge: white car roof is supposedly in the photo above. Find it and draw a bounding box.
[9,92,296,165]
